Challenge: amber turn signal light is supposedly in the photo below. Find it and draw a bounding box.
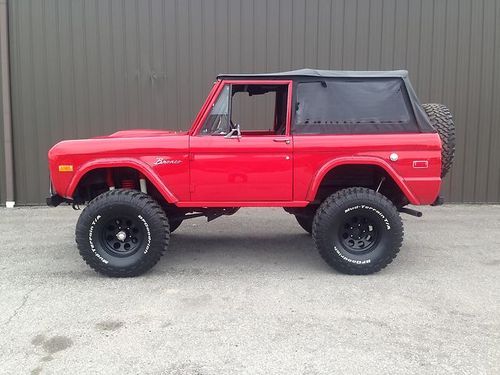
[58,165,74,172]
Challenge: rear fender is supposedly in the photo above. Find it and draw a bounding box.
[306,157,420,204]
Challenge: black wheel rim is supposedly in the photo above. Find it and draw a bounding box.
[99,216,145,257]
[339,215,380,254]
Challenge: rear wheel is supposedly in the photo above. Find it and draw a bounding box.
[75,189,170,277]
[312,187,403,275]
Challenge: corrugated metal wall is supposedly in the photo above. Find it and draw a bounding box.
[5,0,500,204]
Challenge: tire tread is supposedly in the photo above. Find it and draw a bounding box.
[75,189,170,277]
[422,103,456,178]
[312,187,404,275]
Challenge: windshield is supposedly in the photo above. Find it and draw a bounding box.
[200,85,231,136]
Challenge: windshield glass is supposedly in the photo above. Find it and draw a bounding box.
[200,85,231,136]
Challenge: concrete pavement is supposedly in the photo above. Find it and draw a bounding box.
[0,205,499,374]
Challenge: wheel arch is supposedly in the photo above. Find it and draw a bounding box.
[306,157,419,205]
[67,158,178,204]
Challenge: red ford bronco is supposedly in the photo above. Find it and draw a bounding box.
[47,69,455,277]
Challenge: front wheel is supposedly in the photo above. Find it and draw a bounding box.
[312,187,404,275]
[75,189,170,277]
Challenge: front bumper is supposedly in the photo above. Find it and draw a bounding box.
[46,194,65,207]
[47,177,72,207]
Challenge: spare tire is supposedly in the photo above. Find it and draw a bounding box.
[421,103,456,178]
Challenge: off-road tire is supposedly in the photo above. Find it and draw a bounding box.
[295,215,313,235]
[75,189,170,277]
[312,187,403,275]
[421,103,455,178]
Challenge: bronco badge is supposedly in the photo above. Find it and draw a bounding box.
[154,158,182,165]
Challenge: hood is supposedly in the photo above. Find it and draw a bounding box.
[48,129,189,160]
[96,129,188,138]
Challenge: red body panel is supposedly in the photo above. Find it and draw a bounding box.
[293,133,441,205]
[49,133,190,202]
[48,79,442,207]
[189,135,293,201]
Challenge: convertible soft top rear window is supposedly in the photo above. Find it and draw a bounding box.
[294,78,419,134]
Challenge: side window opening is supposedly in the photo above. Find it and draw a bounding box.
[231,84,287,135]
[199,83,288,136]
[294,78,418,134]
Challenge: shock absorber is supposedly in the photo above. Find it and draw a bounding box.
[107,169,115,190]
[139,174,147,193]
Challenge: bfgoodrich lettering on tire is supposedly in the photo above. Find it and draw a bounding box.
[75,189,170,277]
[312,187,403,275]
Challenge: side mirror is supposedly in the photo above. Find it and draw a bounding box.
[224,124,241,139]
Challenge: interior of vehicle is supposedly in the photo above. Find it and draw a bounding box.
[199,83,288,136]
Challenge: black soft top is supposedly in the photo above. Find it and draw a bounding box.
[217,69,435,134]
[217,68,409,80]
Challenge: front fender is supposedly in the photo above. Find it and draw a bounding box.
[65,158,179,203]
[305,156,420,204]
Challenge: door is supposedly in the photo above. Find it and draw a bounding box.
[189,81,293,202]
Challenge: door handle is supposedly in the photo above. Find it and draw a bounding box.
[273,138,290,144]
